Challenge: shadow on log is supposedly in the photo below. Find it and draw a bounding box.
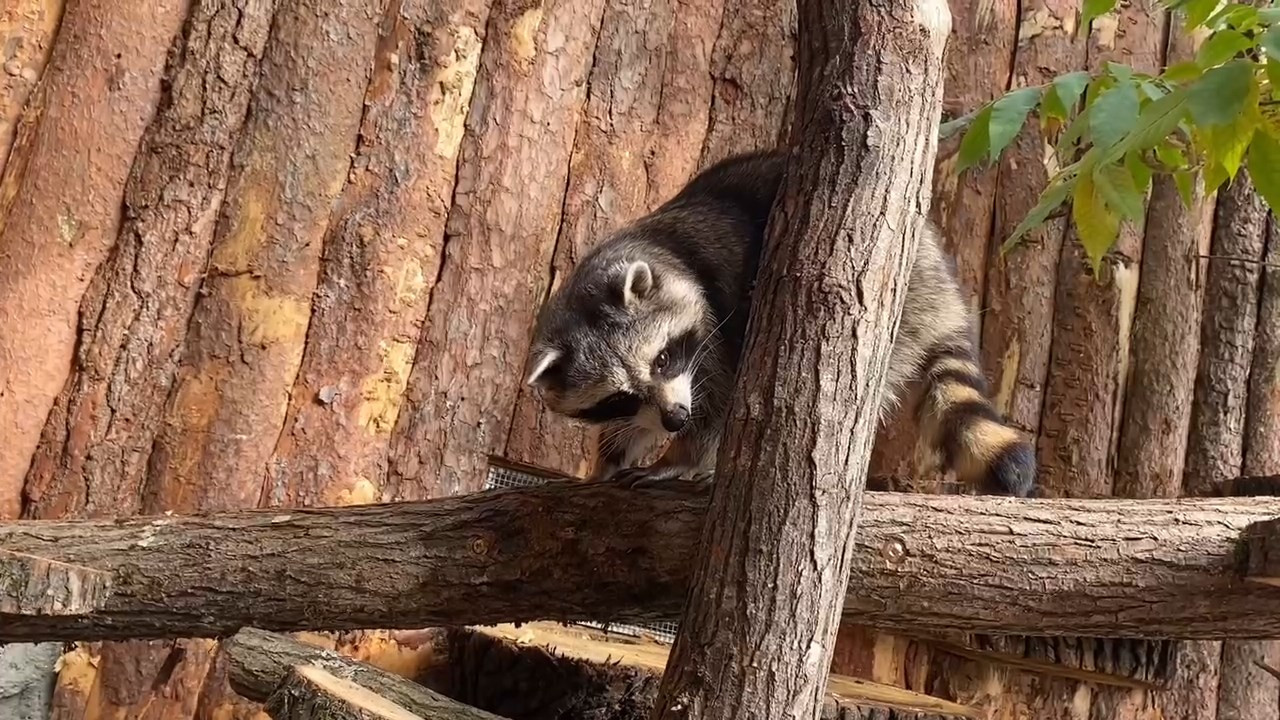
[5,479,1280,641]
[225,626,972,720]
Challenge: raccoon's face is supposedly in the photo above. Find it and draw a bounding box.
[525,259,711,434]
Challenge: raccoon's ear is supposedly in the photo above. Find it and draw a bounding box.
[620,260,654,306]
[525,348,562,387]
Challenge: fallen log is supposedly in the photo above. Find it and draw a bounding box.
[225,629,502,720]
[263,665,436,720]
[226,626,973,719]
[5,479,1280,641]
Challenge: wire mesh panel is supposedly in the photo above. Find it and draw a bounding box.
[483,457,680,645]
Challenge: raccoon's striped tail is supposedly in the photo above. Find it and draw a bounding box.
[914,344,1036,497]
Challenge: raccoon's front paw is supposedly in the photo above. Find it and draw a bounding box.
[602,465,680,489]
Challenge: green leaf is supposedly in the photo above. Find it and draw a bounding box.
[1074,172,1121,276]
[1247,131,1280,216]
[1155,141,1187,170]
[1261,27,1280,60]
[1058,106,1094,155]
[1183,0,1221,29]
[1095,163,1146,221]
[1003,179,1075,252]
[957,106,993,171]
[988,87,1043,162]
[1115,86,1192,157]
[1205,3,1258,30]
[1188,60,1254,127]
[1126,150,1153,193]
[1081,0,1119,32]
[1198,71,1260,180]
[1106,62,1134,84]
[1196,29,1254,67]
[1164,61,1204,84]
[1090,80,1141,150]
[1204,159,1231,193]
[1174,170,1196,207]
[1268,59,1280,94]
[1205,123,1257,179]
[1052,71,1092,112]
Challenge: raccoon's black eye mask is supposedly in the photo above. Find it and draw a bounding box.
[571,391,643,422]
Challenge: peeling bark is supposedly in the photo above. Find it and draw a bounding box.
[979,0,1087,438]
[383,0,608,499]
[23,0,276,521]
[0,0,64,178]
[1113,27,1215,501]
[0,0,190,518]
[263,0,493,509]
[697,0,794,164]
[143,0,385,515]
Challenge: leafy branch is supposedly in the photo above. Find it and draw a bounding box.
[953,0,1280,276]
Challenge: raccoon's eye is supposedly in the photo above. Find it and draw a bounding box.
[653,350,670,372]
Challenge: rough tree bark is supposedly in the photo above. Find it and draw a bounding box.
[1100,22,1224,720]
[0,0,190,517]
[648,0,951,712]
[978,0,1085,441]
[1183,171,1276,720]
[0,0,63,180]
[1035,0,1166,499]
[22,0,276,521]
[9,484,1280,641]
[381,0,608,500]
[261,0,493,508]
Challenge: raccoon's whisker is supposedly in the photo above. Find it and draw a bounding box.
[690,311,734,369]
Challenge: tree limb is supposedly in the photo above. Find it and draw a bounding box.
[5,480,1280,640]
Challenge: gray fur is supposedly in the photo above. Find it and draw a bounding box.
[525,149,1036,496]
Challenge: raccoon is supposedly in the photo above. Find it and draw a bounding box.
[523,149,1036,497]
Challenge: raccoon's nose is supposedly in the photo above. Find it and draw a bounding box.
[661,404,690,432]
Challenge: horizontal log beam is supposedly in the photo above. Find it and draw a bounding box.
[4,479,1280,640]
[0,549,112,615]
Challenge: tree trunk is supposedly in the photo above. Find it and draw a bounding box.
[9,483,1280,641]
[0,0,190,517]
[649,0,952,711]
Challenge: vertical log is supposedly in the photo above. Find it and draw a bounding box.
[1184,167,1272,720]
[697,0,794,165]
[23,0,276,521]
[262,0,494,508]
[1219,218,1280,720]
[383,0,608,499]
[1245,221,1280,478]
[1035,0,1167,499]
[1114,28,1216,500]
[931,0,1017,311]
[0,0,190,518]
[978,0,1086,440]
[143,0,385,514]
[501,0,727,477]
[1106,23,1222,720]
[1185,173,1268,496]
[650,0,950,714]
[75,2,386,718]
[0,0,63,177]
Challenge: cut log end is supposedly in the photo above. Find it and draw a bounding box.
[264,664,427,720]
[0,549,112,616]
